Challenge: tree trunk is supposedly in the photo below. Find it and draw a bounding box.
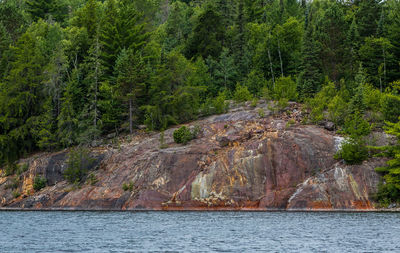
[277,39,284,78]
[129,98,133,134]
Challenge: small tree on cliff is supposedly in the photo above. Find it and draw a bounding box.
[375,117,400,204]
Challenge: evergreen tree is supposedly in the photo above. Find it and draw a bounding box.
[354,0,381,39]
[215,48,238,91]
[375,118,400,204]
[185,3,225,59]
[115,49,147,134]
[298,8,322,98]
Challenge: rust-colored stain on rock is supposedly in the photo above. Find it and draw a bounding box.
[0,103,387,210]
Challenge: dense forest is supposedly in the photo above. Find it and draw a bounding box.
[1,0,400,203]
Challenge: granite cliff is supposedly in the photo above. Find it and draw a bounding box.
[0,102,388,210]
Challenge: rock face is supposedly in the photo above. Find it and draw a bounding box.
[0,103,387,210]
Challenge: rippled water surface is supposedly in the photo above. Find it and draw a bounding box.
[1,211,399,252]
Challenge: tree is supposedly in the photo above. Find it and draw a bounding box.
[215,48,238,91]
[100,0,148,77]
[0,20,60,164]
[359,37,394,90]
[313,0,347,82]
[298,9,322,98]
[115,49,146,134]
[185,3,225,59]
[375,117,400,204]
[354,0,381,39]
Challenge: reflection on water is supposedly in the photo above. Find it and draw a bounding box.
[0,211,399,252]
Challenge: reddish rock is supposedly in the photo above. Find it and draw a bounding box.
[0,104,386,210]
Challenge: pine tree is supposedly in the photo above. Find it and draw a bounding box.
[354,0,381,39]
[185,3,225,59]
[298,9,322,98]
[375,118,400,204]
[115,49,146,134]
[100,0,147,77]
[215,48,238,91]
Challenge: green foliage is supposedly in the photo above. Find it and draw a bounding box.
[327,95,348,127]
[33,176,47,191]
[5,176,19,190]
[233,84,253,103]
[343,112,371,138]
[12,190,21,198]
[122,181,134,191]
[213,92,229,114]
[87,173,98,186]
[159,131,168,149]
[273,76,298,101]
[16,163,29,176]
[1,0,400,167]
[381,93,400,123]
[335,112,371,165]
[258,108,265,118]
[334,138,369,165]
[185,3,225,59]
[374,118,400,204]
[306,82,337,123]
[64,147,94,184]
[173,126,194,145]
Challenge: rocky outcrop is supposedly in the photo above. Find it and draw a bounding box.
[0,102,387,210]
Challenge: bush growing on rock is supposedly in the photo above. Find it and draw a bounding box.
[173,126,200,145]
[64,147,94,184]
[12,190,20,198]
[233,84,253,103]
[173,126,193,145]
[273,76,298,101]
[373,117,400,204]
[122,182,134,191]
[33,176,47,191]
[381,93,400,123]
[334,139,368,165]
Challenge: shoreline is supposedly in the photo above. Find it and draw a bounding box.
[1,207,399,212]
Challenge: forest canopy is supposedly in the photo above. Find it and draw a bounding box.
[1,0,400,185]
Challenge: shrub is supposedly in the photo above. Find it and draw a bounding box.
[373,117,400,204]
[5,176,19,190]
[250,98,258,107]
[334,138,368,165]
[381,93,400,123]
[159,131,168,149]
[4,163,17,176]
[233,84,253,103]
[273,76,298,101]
[214,94,228,114]
[306,82,337,123]
[64,147,95,184]
[343,112,371,138]
[258,108,265,118]
[286,119,296,128]
[173,126,198,145]
[12,190,21,198]
[327,95,348,127]
[277,98,289,111]
[245,70,267,95]
[33,176,47,191]
[87,173,98,186]
[16,163,29,176]
[122,182,134,191]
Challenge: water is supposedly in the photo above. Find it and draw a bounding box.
[0,211,399,252]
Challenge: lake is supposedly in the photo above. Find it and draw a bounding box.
[0,211,399,252]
